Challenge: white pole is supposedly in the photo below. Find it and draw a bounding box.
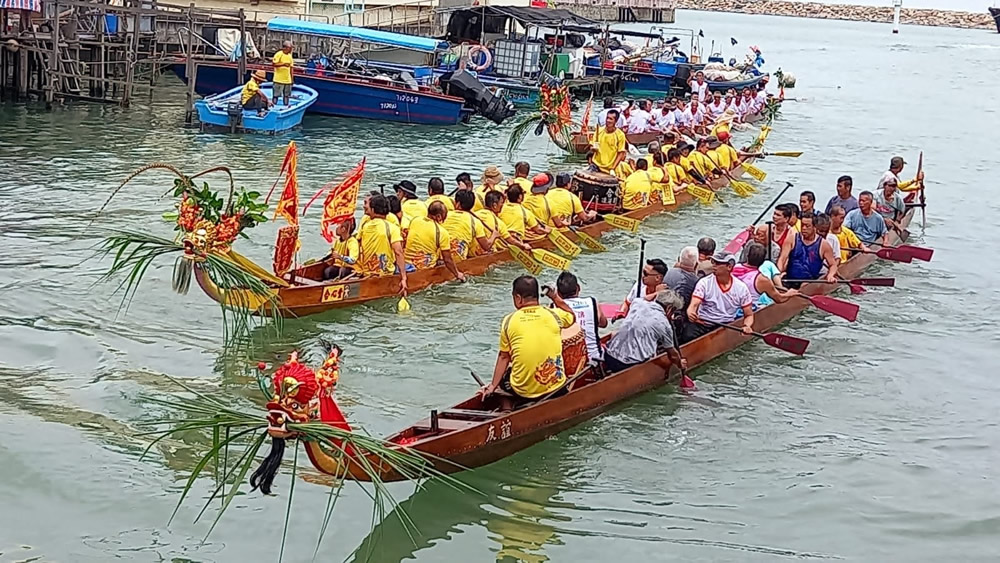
[892,0,902,34]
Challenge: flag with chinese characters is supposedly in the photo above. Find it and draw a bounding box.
[272,225,299,276]
[317,158,366,243]
[580,96,593,135]
[273,141,299,226]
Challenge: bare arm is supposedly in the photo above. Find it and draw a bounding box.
[597,302,609,328]
[777,235,794,272]
[392,241,407,295]
[741,306,754,333]
[484,351,511,396]
[759,276,798,304]
[821,240,838,282]
[687,295,704,324]
[441,249,465,282]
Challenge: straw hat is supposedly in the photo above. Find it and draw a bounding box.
[252,70,267,81]
[481,165,505,184]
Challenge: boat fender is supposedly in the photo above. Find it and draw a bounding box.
[467,45,492,72]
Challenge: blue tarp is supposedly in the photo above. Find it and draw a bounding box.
[266,18,448,53]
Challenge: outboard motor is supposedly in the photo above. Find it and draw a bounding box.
[226,101,243,133]
[439,69,516,125]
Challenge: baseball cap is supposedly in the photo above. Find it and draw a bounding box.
[710,251,736,265]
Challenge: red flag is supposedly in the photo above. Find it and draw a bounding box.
[316,159,366,243]
[580,96,593,135]
[273,141,299,226]
[272,225,299,276]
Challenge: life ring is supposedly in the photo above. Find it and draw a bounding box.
[467,45,492,72]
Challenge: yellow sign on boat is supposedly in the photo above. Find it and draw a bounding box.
[508,246,544,276]
[743,163,767,182]
[686,185,715,205]
[603,214,640,233]
[321,284,349,303]
[548,229,581,258]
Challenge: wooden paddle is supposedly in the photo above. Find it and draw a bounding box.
[784,278,895,287]
[602,213,641,233]
[471,213,569,273]
[711,322,810,355]
[763,151,803,158]
[794,294,859,322]
[846,246,913,263]
[568,225,608,252]
[705,151,755,197]
[893,244,934,262]
[916,150,926,228]
[723,181,794,254]
[547,228,582,258]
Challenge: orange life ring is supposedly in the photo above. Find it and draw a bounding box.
[467,45,492,72]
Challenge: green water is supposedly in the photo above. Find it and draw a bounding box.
[2,11,999,562]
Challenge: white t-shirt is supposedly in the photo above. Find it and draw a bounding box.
[597,108,626,129]
[741,96,755,114]
[564,296,602,363]
[654,109,676,131]
[627,108,652,134]
[705,100,727,119]
[820,233,841,275]
[692,275,753,324]
[690,80,709,102]
[681,107,705,126]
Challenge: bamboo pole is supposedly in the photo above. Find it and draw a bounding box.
[238,8,246,80]
[183,2,195,125]
[47,0,59,108]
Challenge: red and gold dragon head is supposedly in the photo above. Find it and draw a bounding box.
[262,347,346,439]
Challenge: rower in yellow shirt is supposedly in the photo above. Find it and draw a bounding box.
[404,202,466,281]
[476,165,506,203]
[522,173,556,227]
[480,276,576,401]
[690,137,721,181]
[500,185,551,241]
[677,142,710,186]
[444,190,496,259]
[360,193,401,232]
[829,205,867,262]
[509,161,534,192]
[621,160,654,210]
[453,172,484,212]
[547,172,596,226]
[426,177,455,211]
[393,180,428,225]
[665,147,694,191]
[322,217,359,280]
[646,152,675,205]
[240,70,270,115]
[476,191,534,252]
[590,110,628,177]
[356,194,407,295]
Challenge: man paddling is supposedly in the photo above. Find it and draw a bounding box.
[548,172,596,226]
[523,172,555,227]
[444,190,496,259]
[682,251,754,343]
[739,224,781,264]
[733,242,798,308]
[878,155,924,193]
[824,175,858,215]
[778,212,839,285]
[875,178,906,231]
[844,191,888,245]
[476,191,533,252]
[510,161,533,192]
[356,193,407,296]
[500,185,550,241]
[426,177,454,211]
[394,180,428,225]
[799,190,816,216]
[829,205,867,262]
[620,258,668,317]
[604,289,687,376]
[481,276,576,401]
[404,202,465,282]
[556,271,608,367]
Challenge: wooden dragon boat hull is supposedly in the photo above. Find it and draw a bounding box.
[194,157,758,318]
[569,131,662,154]
[302,206,914,481]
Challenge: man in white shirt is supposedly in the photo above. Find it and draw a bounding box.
[627,99,653,134]
[688,70,710,102]
[654,99,677,132]
[556,271,608,366]
[680,98,707,136]
[682,251,754,343]
[705,90,727,120]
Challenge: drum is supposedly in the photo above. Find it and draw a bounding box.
[561,323,589,376]
[573,170,620,212]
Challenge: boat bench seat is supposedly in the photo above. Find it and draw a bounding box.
[290,276,323,287]
[439,408,500,421]
[413,418,478,433]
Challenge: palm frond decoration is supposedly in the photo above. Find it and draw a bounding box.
[505,76,578,159]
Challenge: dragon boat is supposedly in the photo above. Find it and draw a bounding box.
[252,203,918,482]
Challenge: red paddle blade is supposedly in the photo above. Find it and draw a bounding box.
[875,247,913,263]
[851,277,895,287]
[600,303,623,319]
[897,245,934,262]
[848,283,866,295]
[680,375,696,390]
[808,295,859,322]
[762,332,810,355]
[724,230,751,254]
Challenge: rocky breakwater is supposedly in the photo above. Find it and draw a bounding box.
[672,0,994,30]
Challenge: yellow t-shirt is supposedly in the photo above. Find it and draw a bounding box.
[454,189,485,213]
[546,187,584,225]
[717,144,739,170]
[679,154,695,176]
[523,193,554,226]
[592,127,627,173]
[499,305,575,398]
[426,194,455,212]
[665,162,687,186]
[621,170,653,210]
[442,209,487,259]
[331,235,359,267]
[647,166,675,205]
[359,213,399,231]
[357,217,402,276]
[272,51,294,84]
[404,216,450,269]
[474,209,510,251]
[400,198,428,224]
[511,177,533,192]
[240,80,259,105]
[835,226,862,263]
[690,151,715,178]
[499,202,540,238]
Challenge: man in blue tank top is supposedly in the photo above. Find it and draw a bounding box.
[777,212,839,287]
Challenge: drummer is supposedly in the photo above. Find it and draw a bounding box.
[548,172,597,226]
[480,275,577,402]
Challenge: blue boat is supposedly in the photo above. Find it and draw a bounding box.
[194,82,317,133]
[173,18,514,126]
